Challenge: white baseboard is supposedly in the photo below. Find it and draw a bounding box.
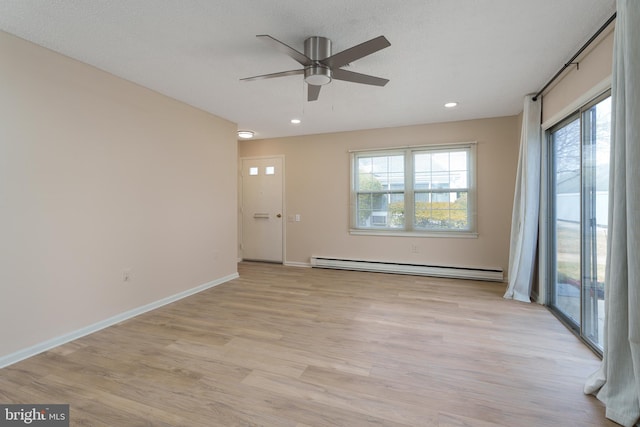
[0,272,239,369]
[284,261,312,268]
[310,256,504,282]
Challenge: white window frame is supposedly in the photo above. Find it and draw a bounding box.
[350,142,477,238]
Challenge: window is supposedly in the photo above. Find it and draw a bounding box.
[351,143,476,236]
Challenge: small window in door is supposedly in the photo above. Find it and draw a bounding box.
[249,167,258,176]
[265,166,275,175]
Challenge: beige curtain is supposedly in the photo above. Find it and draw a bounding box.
[504,95,541,302]
[584,2,640,426]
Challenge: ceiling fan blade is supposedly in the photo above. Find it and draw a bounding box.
[240,69,304,82]
[308,84,321,101]
[331,68,389,86]
[322,35,390,69]
[257,35,312,67]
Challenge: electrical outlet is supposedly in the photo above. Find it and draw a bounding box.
[411,245,419,254]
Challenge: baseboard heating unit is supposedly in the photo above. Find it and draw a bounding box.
[310,256,504,282]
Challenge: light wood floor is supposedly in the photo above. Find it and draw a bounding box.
[0,262,615,426]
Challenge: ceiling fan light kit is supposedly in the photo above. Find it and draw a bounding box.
[241,34,390,101]
[304,65,331,85]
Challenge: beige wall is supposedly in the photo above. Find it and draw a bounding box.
[542,27,614,125]
[0,31,238,359]
[239,116,520,274]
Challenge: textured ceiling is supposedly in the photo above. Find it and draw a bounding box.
[0,0,616,139]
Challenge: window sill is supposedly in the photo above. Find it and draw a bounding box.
[349,229,479,238]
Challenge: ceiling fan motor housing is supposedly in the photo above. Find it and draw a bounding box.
[304,36,331,60]
[304,36,332,85]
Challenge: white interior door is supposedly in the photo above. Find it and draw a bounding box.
[241,157,284,262]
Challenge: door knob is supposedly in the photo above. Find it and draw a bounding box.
[276,214,282,218]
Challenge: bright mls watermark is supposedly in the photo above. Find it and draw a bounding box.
[0,405,69,426]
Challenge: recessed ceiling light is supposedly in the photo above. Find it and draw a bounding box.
[444,102,458,108]
[290,118,301,124]
[237,130,254,139]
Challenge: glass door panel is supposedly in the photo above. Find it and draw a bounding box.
[582,96,611,350]
[551,117,582,327]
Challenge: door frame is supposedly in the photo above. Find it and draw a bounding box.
[239,155,286,263]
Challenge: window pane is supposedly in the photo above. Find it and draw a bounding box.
[356,192,404,228]
[450,151,469,188]
[357,154,404,191]
[432,152,449,172]
[414,150,469,190]
[431,172,449,188]
[415,191,468,230]
[414,153,431,173]
[450,151,468,172]
[450,170,468,189]
[414,153,430,190]
[389,194,405,228]
[357,193,372,227]
[358,172,381,191]
[372,156,388,173]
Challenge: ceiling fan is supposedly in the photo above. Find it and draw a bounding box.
[241,35,391,101]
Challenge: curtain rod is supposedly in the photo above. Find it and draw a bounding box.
[532,12,617,101]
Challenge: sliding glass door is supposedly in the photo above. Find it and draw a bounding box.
[549,92,610,352]
[551,116,582,325]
